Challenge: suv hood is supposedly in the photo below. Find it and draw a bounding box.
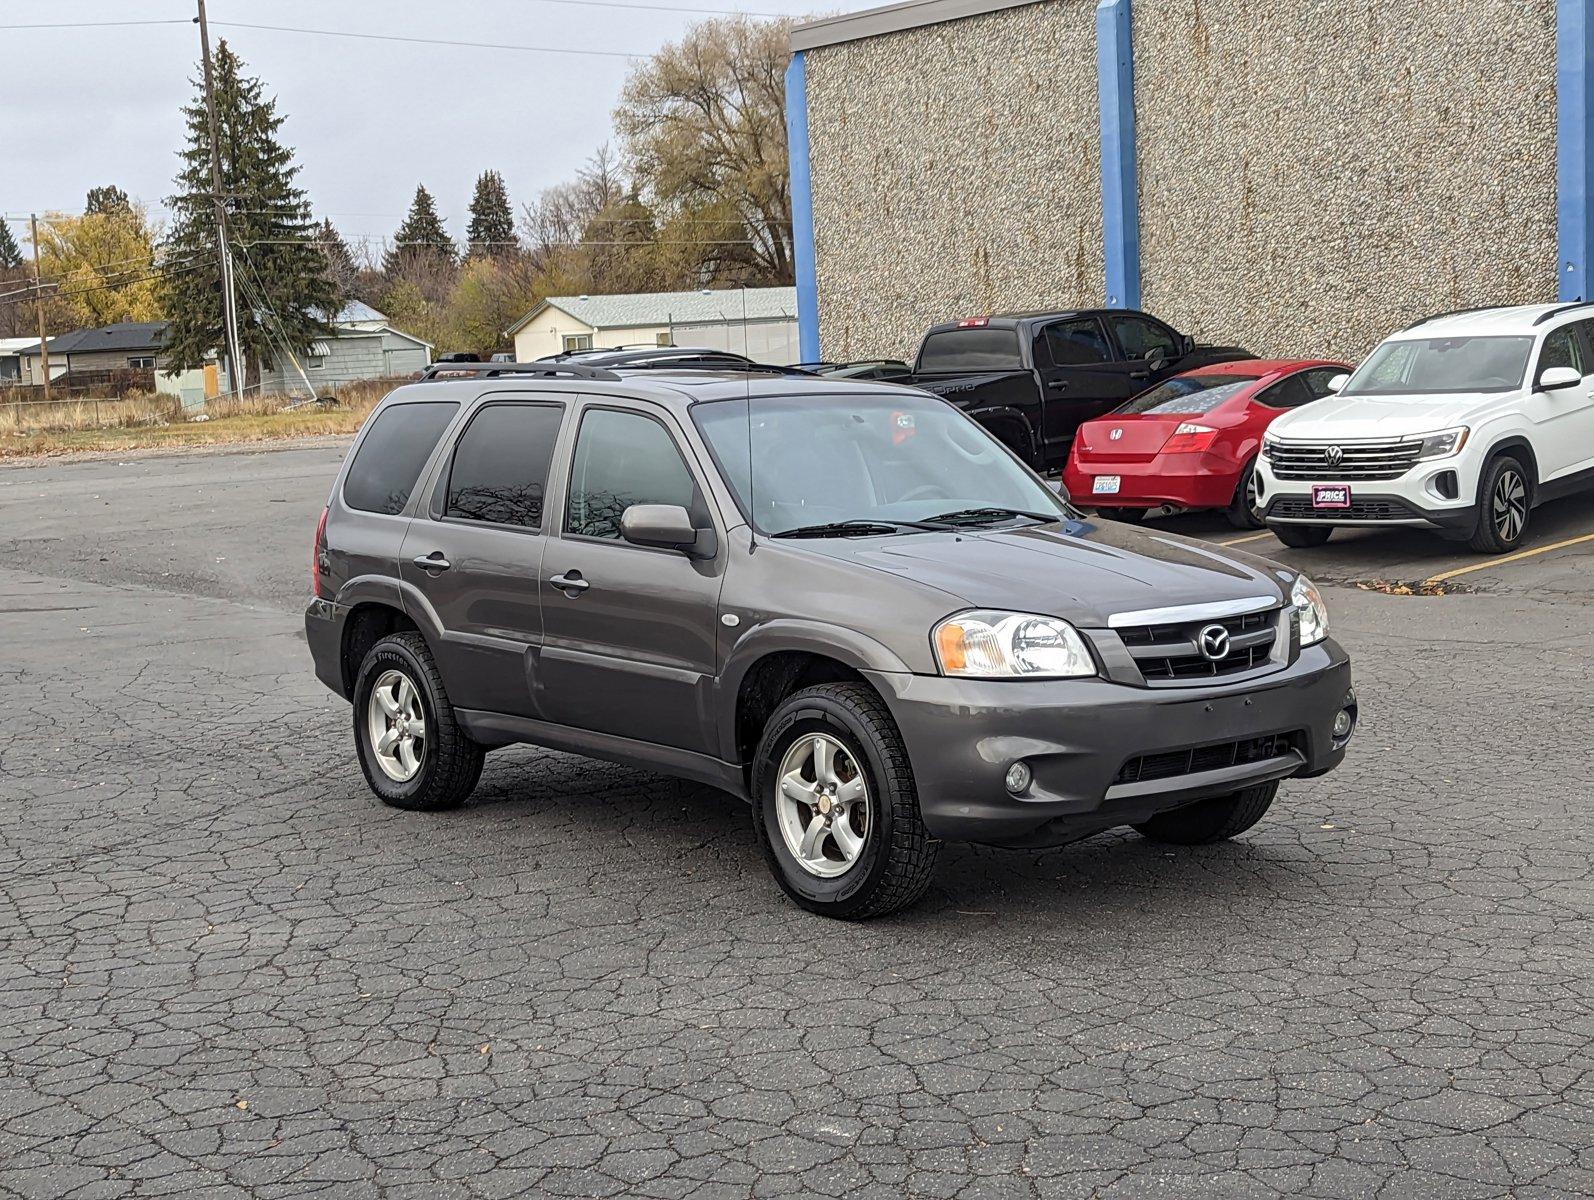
[798,520,1291,627]
[1270,391,1509,438]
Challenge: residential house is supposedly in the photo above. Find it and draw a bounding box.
[506,287,799,364]
[16,322,167,386]
[0,337,41,383]
[256,301,432,395]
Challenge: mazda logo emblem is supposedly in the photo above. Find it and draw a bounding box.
[1324,445,1345,468]
[1197,624,1231,661]
[1109,428,1123,441]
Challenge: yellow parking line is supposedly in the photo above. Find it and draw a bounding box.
[1219,532,1274,547]
[1424,531,1594,584]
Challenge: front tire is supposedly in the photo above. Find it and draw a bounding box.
[353,631,484,812]
[1132,781,1278,845]
[1273,524,1333,548]
[1467,454,1531,553]
[751,682,939,920]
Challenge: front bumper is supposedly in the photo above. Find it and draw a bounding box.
[865,641,1353,848]
[1257,457,1478,531]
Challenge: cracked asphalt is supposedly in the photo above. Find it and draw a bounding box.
[1,445,1591,1199]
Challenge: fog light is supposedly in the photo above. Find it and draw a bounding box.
[1332,708,1354,739]
[1004,761,1032,794]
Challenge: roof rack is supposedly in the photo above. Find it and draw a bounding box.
[617,359,815,377]
[1400,304,1504,331]
[1531,300,1594,325]
[419,361,620,382]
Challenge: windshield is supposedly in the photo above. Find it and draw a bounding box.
[1344,336,1532,395]
[1114,375,1258,415]
[692,393,1069,536]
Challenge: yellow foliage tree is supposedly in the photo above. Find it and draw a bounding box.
[36,204,165,327]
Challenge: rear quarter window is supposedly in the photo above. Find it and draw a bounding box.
[917,329,1022,372]
[342,401,458,515]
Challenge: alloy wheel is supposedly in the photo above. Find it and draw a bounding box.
[367,669,427,782]
[774,732,870,878]
[1492,468,1527,542]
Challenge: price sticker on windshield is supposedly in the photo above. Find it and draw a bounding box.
[1092,476,1121,495]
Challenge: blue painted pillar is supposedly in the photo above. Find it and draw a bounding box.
[785,51,820,361]
[1558,0,1594,300]
[1095,0,1141,308]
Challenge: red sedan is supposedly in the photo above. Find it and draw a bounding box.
[1062,358,1349,528]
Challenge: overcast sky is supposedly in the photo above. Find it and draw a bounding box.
[0,0,867,253]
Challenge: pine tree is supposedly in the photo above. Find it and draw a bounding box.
[85,185,132,216]
[160,41,335,381]
[0,221,20,270]
[466,170,515,259]
[316,217,360,310]
[383,184,456,275]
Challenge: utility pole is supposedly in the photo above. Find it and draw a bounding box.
[195,0,245,395]
[30,214,49,400]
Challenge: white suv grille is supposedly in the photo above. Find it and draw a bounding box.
[1266,438,1422,481]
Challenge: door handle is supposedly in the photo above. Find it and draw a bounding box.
[413,552,451,572]
[1047,380,1069,392]
[1128,370,1150,381]
[550,570,590,594]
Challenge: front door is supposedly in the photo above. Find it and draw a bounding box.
[1532,321,1594,482]
[398,399,566,717]
[537,403,725,754]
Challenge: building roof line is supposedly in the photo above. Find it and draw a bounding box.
[790,0,1044,53]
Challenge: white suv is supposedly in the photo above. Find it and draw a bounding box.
[1257,304,1594,553]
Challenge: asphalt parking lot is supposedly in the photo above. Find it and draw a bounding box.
[1,444,1591,1200]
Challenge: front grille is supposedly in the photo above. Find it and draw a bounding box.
[1113,731,1303,787]
[1116,607,1279,683]
[1267,496,1417,521]
[1267,439,1421,481]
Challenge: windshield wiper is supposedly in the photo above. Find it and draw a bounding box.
[920,506,1063,527]
[771,519,942,539]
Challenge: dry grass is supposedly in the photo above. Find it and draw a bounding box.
[0,378,403,459]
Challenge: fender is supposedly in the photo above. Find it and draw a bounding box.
[964,404,1040,464]
[713,619,915,761]
[1478,433,1540,490]
[334,574,445,644]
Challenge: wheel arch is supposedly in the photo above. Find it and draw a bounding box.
[1479,435,1540,496]
[340,601,419,697]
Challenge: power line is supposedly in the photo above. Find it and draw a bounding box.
[208,21,647,59]
[0,262,206,309]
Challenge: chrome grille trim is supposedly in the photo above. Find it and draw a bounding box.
[1266,438,1423,481]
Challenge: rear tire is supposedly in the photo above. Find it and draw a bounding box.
[1224,459,1265,529]
[1094,507,1145,524]
[353,632,484,812]
[1273,524,1333,548]
[1133,781,1278,845]
[1467,454,1531,554]
[751,682,939,920]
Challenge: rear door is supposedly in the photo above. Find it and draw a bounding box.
[1033,316,1133,455]
[1522,323,1594,480]
[398,398,566,717]
[537,401,726,754]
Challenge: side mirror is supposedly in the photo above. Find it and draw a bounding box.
[621,504,715,558]
[1145,347,1168,372]
[1047,478,1069,499]
[1326,373,1349,393]
[1538,365,1582,391]
[1181,334,1196,356]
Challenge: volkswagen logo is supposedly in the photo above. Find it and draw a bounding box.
[1197,623,1232,661]
[1109,428,1123,441]
[1324,445,1345,469]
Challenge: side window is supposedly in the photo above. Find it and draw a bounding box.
[443,403,564,529]
[1039,318,1110,366]
[566,408,699,541]
[1302,368,1344,399]
[1538,326,1585,376]
[1107,314,1181,361]
[343,401,458,515]
[1256,375,1311,409]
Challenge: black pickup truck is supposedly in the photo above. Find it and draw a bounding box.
[901,309,1251,471]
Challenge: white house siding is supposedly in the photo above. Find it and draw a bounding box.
[512,309,602,361]
[261,335,389,395]
[671,319,801,364]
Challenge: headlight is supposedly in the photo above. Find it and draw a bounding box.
[932,610,1096,678]
[1414,427,1468,460]
[1291,575,1330,647]
[1261,433,1281,459]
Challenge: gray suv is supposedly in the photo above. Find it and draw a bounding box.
[307,362,1356,919]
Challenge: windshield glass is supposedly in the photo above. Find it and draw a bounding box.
[916,328,1022,372]
[692,393,1069,536]
[1344,336,1532,395]
[1114,375,1258,415]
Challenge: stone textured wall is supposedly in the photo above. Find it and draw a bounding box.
[1134,0,1559,361]
[805,0,1104,361]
